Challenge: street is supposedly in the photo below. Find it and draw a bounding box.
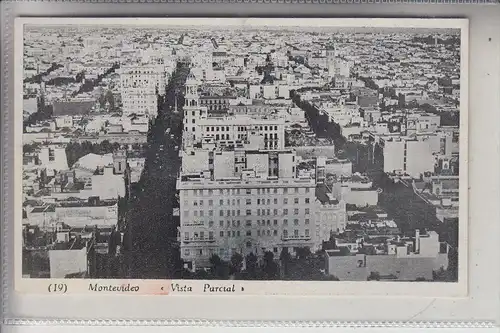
[120,64,189,279]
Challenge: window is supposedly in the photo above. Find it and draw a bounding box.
[305,188,310,193]
[283,198,288,204]
[199,210,204,217]
[274,198,278,204]
[184,249,190,256]
[200,231,205,239]
[246,230,252,236]
[219,200,223,205]
[246,220,252,226]
[257,230,261,236]
[48,149,55,161]
[295,188,299,194]
[305,208,310,215]
[305,218,310,225]
[257,209,261,216]
[208,190,213,195]
[283,219,288,225]
[274,220,278,226]
[294,230,299,237]
[284,188,288,194]
[246,209,251,216]
[193,201,198,207]
[267,230,271,236]
[194,211,198,217]
[294,208,299,215]
[219,189,223,195]
[274,188,278,194]
[267,209,270,215]
[219,231,224,237]
[219,210,224,217]
[283,230,288,237]
[257,199,260,205]
[267,199,270,205]
[294,198,299,204]
[237,199,240,205]
[246,189,252,194]
[219,221,224,227]
[184,232,189,240]
[246,241,252,248]
[237,210,240,216]
[232,231,236,237]
[199,200,204,206]
[305,229,310,237]
[305,198,310,204]
[283,209,288,215]
[209,221,214,227]
[198,249,203,256]
[273,230,278,236]
[209,210,213,216]
[246,199,252,205]
[227,210,231,217]
[209,200,213,206]
[237,231,240,237]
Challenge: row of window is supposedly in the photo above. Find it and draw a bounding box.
[182,218,311,228]
[183,228,310,241]
[185,208,311,218]
[188,197,311,208]
[183,246,286,257]
[185,187,311,196]
[200,99,229,105]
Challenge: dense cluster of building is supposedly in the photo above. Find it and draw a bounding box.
[22,26,460,281]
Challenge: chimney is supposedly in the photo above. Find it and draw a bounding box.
[415,229,420,254]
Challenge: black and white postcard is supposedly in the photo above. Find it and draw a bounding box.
[14,18,468,296]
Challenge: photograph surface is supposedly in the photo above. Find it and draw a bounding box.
[15,18,468,295]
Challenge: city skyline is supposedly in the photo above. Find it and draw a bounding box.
[18,19,466,287]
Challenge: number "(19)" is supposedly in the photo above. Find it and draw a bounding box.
[48,283,67,293]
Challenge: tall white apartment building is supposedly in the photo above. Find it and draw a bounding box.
[183,73,286,150]
[119,65,171,118]
[177,147,346,268]
[381,134,441,177]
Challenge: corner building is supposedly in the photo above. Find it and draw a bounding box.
[177,148,346,269]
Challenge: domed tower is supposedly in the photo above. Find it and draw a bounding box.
[326,41,337,79]
[183,72,205,147]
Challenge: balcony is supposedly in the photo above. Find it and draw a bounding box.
[281,235,312,241]
[183,237,216,244]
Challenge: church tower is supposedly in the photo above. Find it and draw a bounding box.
[326,42,337,79]
[183,72,205,148]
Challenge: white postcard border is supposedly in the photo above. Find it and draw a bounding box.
[13,17,468,298]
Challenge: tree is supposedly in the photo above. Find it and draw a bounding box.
[105,90,115,110]
[295,247,312,260]
[245,253,258,279]
[209,254,230,279]
[367,271,380,281]
[230,252,244,274]
[262,251,279,280]
[279,248,291,278]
